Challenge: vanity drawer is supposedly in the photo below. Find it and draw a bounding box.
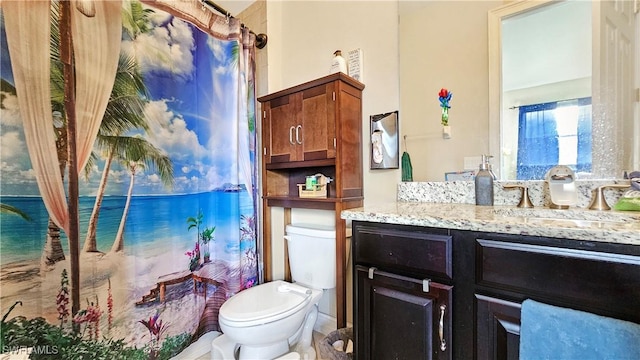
[476,238,640,317]
[353,223,452,280]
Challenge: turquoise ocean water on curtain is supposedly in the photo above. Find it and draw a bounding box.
[0,1,257,356]
[0,191,254,263]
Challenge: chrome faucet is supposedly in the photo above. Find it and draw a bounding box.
[588,184,630,211]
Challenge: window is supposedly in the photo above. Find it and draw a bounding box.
[516,98,591,180]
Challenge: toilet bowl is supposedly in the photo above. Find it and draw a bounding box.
[214,280,322,359]
[212,224,337,360]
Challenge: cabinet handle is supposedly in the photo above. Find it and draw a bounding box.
[439,304,447,351]
[296,125,302,144]
[368,267,377,279]
[422,279,430,293]
[289,126,295,145]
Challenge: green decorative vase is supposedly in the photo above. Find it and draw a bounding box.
[441,107,449,126]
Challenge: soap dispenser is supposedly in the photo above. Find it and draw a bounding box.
[475,155,496,206]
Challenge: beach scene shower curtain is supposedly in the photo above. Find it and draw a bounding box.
[0,1,258,358]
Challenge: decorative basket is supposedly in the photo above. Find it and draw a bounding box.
[297,173,330,198]
[297,183,327,198]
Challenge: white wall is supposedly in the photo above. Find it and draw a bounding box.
[399,1,501,181]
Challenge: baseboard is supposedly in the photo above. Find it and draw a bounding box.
[314,312,353,336]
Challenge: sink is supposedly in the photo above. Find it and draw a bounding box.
[491,207,640,225]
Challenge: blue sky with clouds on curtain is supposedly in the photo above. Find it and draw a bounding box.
[1,8,242,197]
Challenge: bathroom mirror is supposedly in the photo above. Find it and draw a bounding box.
[488,0,638,180]
[399,0,637,181]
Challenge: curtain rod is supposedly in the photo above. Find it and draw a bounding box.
[508,96,591,110]
[200,0,268,49]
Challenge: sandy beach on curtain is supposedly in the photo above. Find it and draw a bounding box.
[0,250,208,348]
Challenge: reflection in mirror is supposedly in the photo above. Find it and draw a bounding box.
[489,0,638,180]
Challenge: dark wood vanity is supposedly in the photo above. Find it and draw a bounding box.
[352,220,640,359]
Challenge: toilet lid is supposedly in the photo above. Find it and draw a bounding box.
[220,280,311,324]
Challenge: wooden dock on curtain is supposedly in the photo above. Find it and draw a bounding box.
[136,261,226,305]
[135,259,248,338]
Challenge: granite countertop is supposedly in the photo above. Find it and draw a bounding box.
[341,202,640,246]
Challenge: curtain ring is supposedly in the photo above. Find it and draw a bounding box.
[225,12,230,24]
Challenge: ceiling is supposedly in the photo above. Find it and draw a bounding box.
[216,0,254,16]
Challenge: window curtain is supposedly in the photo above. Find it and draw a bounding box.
[517,102,559,180]
[516,98,592,179]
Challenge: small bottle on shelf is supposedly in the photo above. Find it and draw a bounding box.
[330,50,348,74]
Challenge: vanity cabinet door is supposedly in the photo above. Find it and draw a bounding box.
[355,265,452,360]
[475,294,521,360]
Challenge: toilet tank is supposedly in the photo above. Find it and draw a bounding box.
[285,224,339,289]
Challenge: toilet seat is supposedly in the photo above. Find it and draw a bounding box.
[220,280,313,328]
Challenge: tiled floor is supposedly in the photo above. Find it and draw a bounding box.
[174,331,326,360]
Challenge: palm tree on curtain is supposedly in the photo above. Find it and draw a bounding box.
[39,2,68,267]
[81,0,157,253]
[110,137,173,253]
[0,204,32,222]
[43,52,151,259]
[41,0,102,265]
[122,0,154,38]
[82,54,150,253]
[39,0,152,256]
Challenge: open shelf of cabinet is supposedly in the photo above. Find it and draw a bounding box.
[259,73,364,329]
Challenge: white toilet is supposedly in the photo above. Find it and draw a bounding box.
[212,224,337,360]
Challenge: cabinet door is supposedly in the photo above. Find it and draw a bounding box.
[355,265,452,360]
[263,94,299,164]
[475,294,521,360]
[300,82,336,161]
